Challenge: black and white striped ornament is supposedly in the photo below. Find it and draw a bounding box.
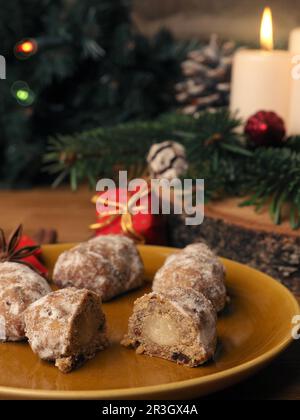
[146,141,188,180]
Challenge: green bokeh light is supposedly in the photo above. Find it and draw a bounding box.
[16,89,30,101]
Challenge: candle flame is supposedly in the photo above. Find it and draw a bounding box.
[260,7,274,51]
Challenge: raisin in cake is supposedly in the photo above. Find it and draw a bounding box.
[152,243,226,312]
[122,287,217,367]
[24,287,108,373]
[0,262,51,342]
[53,235,144,301]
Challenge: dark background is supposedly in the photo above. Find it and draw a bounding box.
[133,0,300,44]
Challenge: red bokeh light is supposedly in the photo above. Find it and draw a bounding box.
[18,41,34,53]
[15,39,37,57]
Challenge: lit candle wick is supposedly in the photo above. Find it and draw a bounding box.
[260,7,274,51]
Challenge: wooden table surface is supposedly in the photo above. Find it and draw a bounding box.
[0,186,299,400]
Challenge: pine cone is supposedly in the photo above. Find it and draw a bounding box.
[175,34,236,115]
[147,141,188,180]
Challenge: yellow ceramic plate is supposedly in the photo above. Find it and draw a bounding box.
[0,244,299,400]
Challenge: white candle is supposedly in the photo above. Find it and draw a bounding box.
[289,28,300,54]
[230,8,290,127]
[289,29,300,135]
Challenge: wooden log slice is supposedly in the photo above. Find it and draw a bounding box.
[168,198,300,295]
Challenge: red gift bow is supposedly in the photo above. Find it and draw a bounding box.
[90,184,154,243]
[17,235,48,276]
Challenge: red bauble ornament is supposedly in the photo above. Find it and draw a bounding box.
[245,111,286,147]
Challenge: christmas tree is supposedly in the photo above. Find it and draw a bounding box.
[0,0,189,187]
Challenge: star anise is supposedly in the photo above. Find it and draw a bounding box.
[0,225,41,273]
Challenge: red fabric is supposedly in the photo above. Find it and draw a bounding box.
[94,187,167,245]
[17,236,48,275]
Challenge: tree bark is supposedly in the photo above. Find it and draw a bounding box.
[168,198,300,295]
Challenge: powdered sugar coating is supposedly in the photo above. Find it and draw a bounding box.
[0,262,51,342]
[122,287,217,366]
[25,288,81,360]
[24,287,108,372]
[53,235,144,301]
[152,242,226,312]
[162,287,217,352]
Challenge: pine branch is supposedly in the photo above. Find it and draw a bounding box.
[44,109,244,189]
[44,109,300,229]
[240,147,300,228]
